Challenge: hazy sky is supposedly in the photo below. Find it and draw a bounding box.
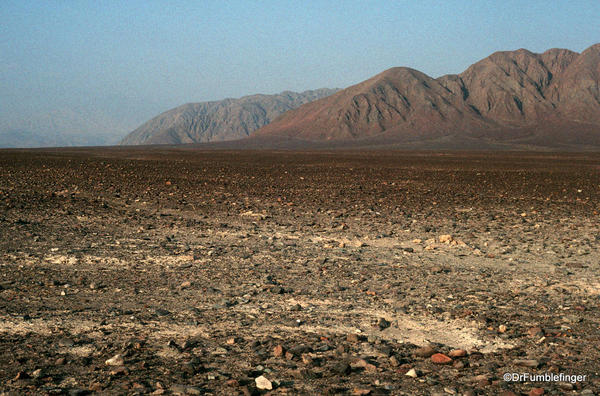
[1,1,599,134]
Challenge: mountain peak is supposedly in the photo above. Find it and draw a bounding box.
[254,44,600,148]
[120,88,338,145]
[583,43,600,53]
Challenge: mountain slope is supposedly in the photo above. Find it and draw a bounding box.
[254,44,600,148]
[120,89,338,145]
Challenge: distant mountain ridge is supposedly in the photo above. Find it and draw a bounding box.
[120,89,339,145]
[0,107,136,148]
[253,43,600,148]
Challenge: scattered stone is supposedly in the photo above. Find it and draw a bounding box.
[255,375,273,390]
[529,388,545,396]
[452,360,465,369]
[273,345,285,357]
[347,333,360,343]
[14,371,30,380]
[301,354,313,365]
[6,151,600,395]
[514,359,539,368]
[31,368,44,378]
[179,281,192,289]
[58,337,75,347]
[528,327,543,337]
[558,383,573,391]
[167,340,181,351]
[352,358,377,372]
[290,319,302,327]
[270,286,284,294]
[181,338,198,350]
[105,354,125,366]
[377,317,391,330]
[155,308,171,316]
[212,347,228,355]
[170,384,203,395]
[448,349,467,358]
[439,234,453,243]
[332,361,351,375]
[110,366,129,376]
[185,386,203,395]
[471,374,489,384]
[431,353,453,364]
[414,345,436,357]
[405,368,418,378]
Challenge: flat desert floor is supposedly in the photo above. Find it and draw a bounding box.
[1,149,599,395]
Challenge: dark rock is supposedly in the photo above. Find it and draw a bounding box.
[332,361,351,376]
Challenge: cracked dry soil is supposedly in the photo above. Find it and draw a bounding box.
[1,149,600,395]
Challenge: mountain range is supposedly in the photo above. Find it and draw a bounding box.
[122,43,600,150]
[120,89,339,145]
[253,43,600,149]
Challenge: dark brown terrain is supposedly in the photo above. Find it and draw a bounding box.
[1,148,600,395]
[255,44,600,148]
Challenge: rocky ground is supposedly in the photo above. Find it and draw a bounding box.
[0,148,599,395]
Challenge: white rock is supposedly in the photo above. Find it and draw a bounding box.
[255,375,273,390]
[439,234,453,243]
[105,354,124,366]
[405,368,418,378]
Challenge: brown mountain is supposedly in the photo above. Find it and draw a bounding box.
[254,44,600,148]
[120,89,338,145]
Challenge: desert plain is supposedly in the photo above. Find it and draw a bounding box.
[1,148,599,395]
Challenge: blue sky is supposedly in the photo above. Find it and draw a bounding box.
[1,1,599,135]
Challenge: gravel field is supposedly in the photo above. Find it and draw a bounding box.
[1,148,599,395]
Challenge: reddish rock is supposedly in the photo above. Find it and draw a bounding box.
[448,349,467,357]
[351,358,377,372]
[431,353,453,364]
[529,388,545,396]
[273,345,285,357]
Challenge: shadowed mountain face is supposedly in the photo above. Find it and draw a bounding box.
[120,89,339,145]
[254,44,600,148]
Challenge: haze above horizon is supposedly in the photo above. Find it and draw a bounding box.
[1,1,599,142]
